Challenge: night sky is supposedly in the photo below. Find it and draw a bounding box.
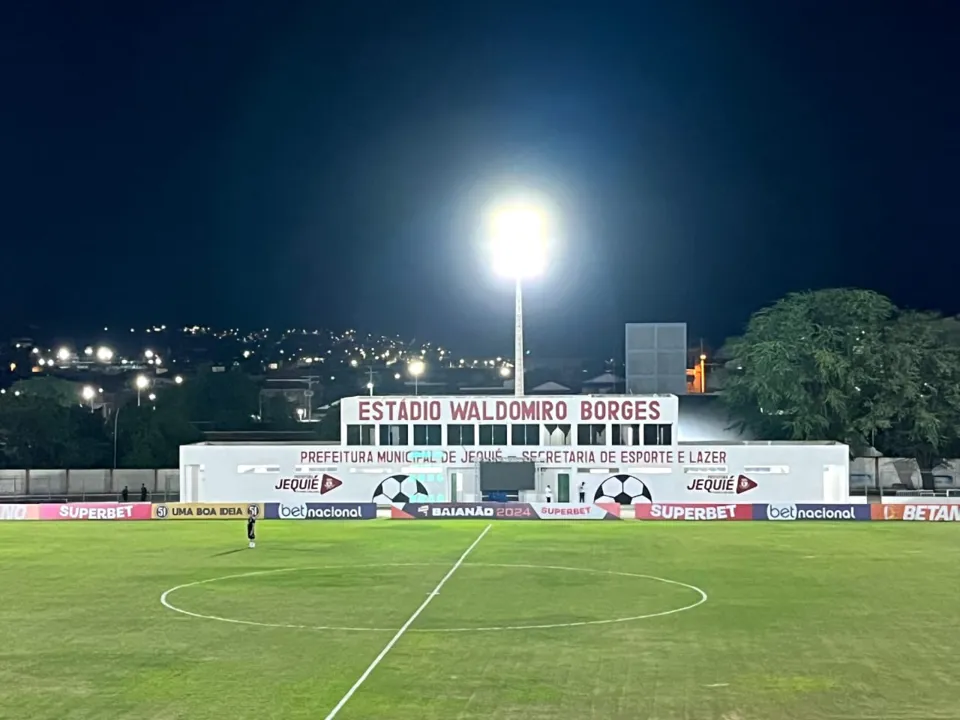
[4,1,958,354]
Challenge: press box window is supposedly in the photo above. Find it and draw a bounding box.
[379,424,409,446]
[346,424,375,446]
[643,423,672,446]
[413,424,442,445]
[577,424,606,445]
[511,424,540,446]
[611,424,642,446]
[446,424,476,445]
[479,424,508,446]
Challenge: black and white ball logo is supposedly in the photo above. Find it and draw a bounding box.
[247,504,260,517]
[373,475,429,503]
[594,474,653,505]
[155,505,169,518]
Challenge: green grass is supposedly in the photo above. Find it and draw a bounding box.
[2,520,960,720]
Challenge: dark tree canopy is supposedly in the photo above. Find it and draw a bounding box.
[721,289,960,465]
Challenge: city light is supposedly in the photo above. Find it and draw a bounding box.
[95,347,113,362]
[174,375,183,384]
[500,366,511,377]
[144,349,154,359]
[147,393,156,402]
[81,386,95,401]
[57,348,71,362]
[84,347,93,356]
[135,375,150,390]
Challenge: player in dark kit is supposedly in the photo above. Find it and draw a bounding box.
[247,511,256,548]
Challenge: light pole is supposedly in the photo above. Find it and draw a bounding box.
[408,360,425,395]
[113,404,122,469]
[135,375,149,406]
[490,201,548,397]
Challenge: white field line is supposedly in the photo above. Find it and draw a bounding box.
[322,524,492,720]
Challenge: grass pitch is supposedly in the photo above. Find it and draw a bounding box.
[2,520,959,720]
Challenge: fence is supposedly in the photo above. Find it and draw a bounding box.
[0,469,179,502]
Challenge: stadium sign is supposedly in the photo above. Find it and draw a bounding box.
[263,502,376,520]
[152,503,263,519]
[345,396,676,425]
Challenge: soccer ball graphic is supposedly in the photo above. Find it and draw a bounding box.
[594,474,653,505]
[373,475,429,504]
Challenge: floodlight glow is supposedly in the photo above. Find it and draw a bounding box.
[174,375,183,384]
[95,346,113,362]
[57,348,71,362]
[490,202,548,278]
[408,360,425,377]
[81,386,95,401]
[135,375,149,390]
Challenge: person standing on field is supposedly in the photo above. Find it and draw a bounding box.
[545,484,552,503]
[247,509,257,548]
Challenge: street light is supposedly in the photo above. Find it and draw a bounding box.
[96,346,113,363]
[408,360,425,395]
[365,381,374,396]
[81,385,95,408]
[489,200,549,396]
[174,375,183,384]
[135,375,149,406]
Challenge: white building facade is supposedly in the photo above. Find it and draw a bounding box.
[180,394,850,505]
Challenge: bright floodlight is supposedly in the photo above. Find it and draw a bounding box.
[490,202,548,278]
[81,386,95,401]
[95,346,113,362]
[57,347,71,362]
[408,360,425,377]
[135,375,150,390]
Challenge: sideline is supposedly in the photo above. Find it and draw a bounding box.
[322,523,492,720]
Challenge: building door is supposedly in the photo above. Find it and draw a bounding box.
[557,473,570,503]
[449,472,459,502]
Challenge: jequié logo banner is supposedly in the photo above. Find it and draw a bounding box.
[39,503,153,520]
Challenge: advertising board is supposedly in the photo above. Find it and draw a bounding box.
[754,504,871,521]
[0,504,39,521]
[263,502,376,520]
[39,503,152,520]
[152,503,263,519]
[391,502,620,520]
[633,503,753,521]
[872,504,960,521]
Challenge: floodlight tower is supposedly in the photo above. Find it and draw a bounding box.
[490,202,548,396]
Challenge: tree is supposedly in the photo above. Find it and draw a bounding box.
[721,289,900,450]
[0,393,110,468]
[10,376,86,407]
[871,312,960,471]
[115,397,203,468]
[182,366,259,430]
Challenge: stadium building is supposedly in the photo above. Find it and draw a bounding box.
[180,394,850,506]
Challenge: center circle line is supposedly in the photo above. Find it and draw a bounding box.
[159,562,707,633]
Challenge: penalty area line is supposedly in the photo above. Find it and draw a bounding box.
[322,523,492,720]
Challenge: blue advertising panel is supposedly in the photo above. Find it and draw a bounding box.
[753,504,871,521]
[264,502,377,520]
